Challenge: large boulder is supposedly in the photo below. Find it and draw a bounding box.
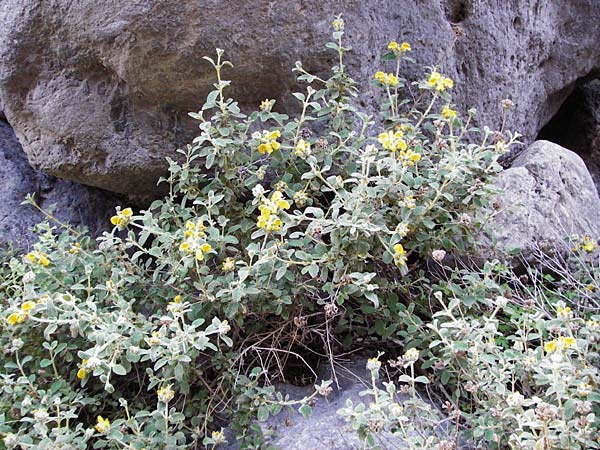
[478,140,600,264]
[0,120,119,248]
[0,1,599,194]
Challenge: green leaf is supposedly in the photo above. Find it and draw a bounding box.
[112,365,127,376]
[298,404,312,419]
[257,405,270,422]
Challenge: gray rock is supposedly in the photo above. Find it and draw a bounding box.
[477,140,600,264]
[1,1,598,194]
[0,120,119,248]
[222,358,445,450]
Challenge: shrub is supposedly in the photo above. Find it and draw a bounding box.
[2,15,596,450]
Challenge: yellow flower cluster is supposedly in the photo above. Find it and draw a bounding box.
[110,207,133,228]
[378,130,420,166]
[257,191,290,231]
[179,220,212,261]
[574,235,597,253]
[24,250,50,267]
[157,385,175,403]
[397,148,421,167]
[442,105,457,120]
[388,41,411,53]
[544,336,576,353]
[293,191,309,207]
[221,257,236,272]
[256,130,281,155]
[427,70,454,92]
[374,71,399,87]
[378,130,407,152]
[259,98,274,111]
[95,416,110,434]
[331,18,344,31]
[556,303,573,320]
[294,139,311,158]
[366,357,381,372]
[211,428,227,445]
[147,331,161,346]
[6,301,36,326]
[401,195,416,209]
[395,222,410,238]
[166,294,183,313]
[393,243,407,267]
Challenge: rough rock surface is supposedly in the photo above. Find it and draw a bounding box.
[478,140,600,264]
[0,120,119,248]
[538,79,600,192]
[224,359,416,450]
[1,0,599,194]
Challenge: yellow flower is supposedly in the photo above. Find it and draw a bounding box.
[211,428,227,445]
[157,385,175,403]
[180,220,212,261]
[110,207,133,228]
[294,139,311,158]
[378,130,407,152]
[366,357,382,372]
[544,340,557,353]
[95,416,110,434]
[21,301,36,312]
[77,359,88,380]
[69,242,81,254]
[559,336,576,349]
[374,71,386,83]
[393,243,408,267]
[374,72,399,87]
[397,149,421,167]
[259,99,274,111]
[557,305,573,320]
[184,220,206,238]
[578,235,597,253]
[331,18,344,31]
[395,223,410,237]
[293,191,309,207]
[217,319,231,334]
[388,41,411,54]
[256,191,291,231]
[578,382,592,396]
[257,130,281,155]
[147,331,161,346]
[24,251,50,267]
[221,257,236,272]
[6,312,21,326]
[442,105,457,120]
[427,70,453,92]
